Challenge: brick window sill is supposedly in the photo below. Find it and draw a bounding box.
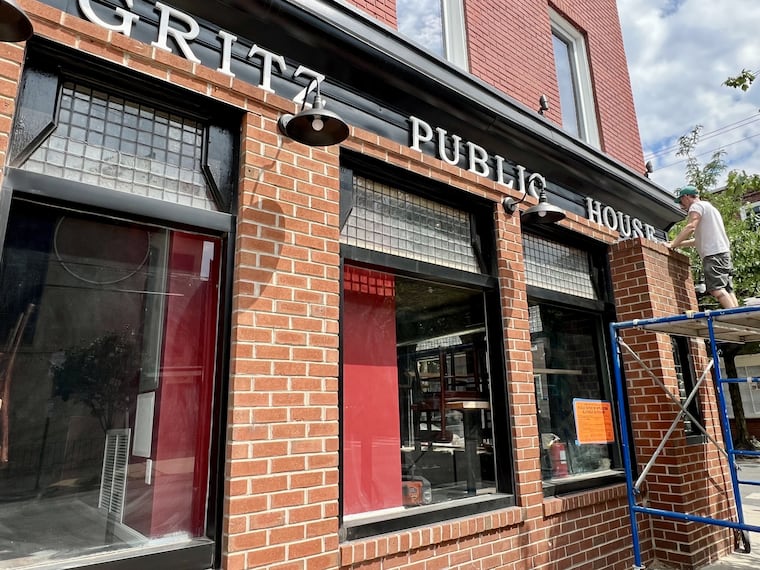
[339,505,525,566]
[543,482,627,517]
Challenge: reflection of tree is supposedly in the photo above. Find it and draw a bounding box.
[52,333,140,432]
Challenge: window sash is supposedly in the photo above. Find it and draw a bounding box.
[341,176,481,274]
[529,302,620,484]
[0,199,222,567]
[21,81,215,212]
[550,11,600,147]
[341,265,497,523]
[523,233,597,300]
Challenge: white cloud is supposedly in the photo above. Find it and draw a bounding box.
[619,0,760,192]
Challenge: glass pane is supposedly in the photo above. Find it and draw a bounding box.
[530,303,617,481]
[343,265,495,521]
[0,200,220,567]
[341,176,480,273]
[552,33,581,138]
[524,233,597,299]
[397,0,445,58]
[672,336,703,436]
[22,82,217,212]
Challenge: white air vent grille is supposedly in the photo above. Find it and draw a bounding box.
[99,428,131,522]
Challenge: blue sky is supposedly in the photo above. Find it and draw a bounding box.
[618,0,760,192]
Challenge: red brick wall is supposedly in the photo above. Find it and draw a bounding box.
[348,0,395,26]
[4,2,729,570]
[346,0,646,174]
[609,239,734,568]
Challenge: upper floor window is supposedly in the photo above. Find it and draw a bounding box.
[397,0,468,69]
[550,11,599,147]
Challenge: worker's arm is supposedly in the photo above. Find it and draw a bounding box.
[669,210,701,249]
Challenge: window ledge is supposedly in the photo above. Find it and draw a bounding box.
[543,481,627,517]
[340,500,523,565]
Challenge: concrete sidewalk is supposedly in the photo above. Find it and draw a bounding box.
[696,461,760,570]
[698,510,760,569]
[641,462,760,570]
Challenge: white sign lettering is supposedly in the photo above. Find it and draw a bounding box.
[78,0,138,35]
[409,115,545,198]
[585,197,655,240]
[77,0,659,242]
[77,0,322,104]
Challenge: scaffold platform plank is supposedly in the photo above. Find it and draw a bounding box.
[628,308,760,344]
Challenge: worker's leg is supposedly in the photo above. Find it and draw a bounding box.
[703,253,737,309]
[710,287,738,309]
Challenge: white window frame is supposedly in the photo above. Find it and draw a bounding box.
[442,0,468,69]
[549,10,599,147]
[739,201,760,222]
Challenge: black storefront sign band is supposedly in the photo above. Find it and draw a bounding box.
[66,0,661,241]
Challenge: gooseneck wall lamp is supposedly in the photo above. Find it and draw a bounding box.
[501,179,566,226]
[0,0,33,43]
[278,79,349,147]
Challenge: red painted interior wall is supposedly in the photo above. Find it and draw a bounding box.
[124,231,220,537]
[151,232,220,536]
[342,265,402,515]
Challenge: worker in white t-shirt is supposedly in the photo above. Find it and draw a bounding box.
[668,185,738,309]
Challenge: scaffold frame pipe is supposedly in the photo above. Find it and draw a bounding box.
[610,305,760,569]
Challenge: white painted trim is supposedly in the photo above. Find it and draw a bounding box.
[442,0,468,70]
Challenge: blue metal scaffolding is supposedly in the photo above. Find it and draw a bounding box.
[610,305,760,570]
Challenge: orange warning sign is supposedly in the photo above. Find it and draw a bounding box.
[573,399,615,444]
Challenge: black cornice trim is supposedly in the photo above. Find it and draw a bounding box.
[137,0,684,228]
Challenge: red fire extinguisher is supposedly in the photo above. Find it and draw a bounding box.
[550,441,568,477]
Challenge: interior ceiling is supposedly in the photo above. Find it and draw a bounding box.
[395,276,478,316]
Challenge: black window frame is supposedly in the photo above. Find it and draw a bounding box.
[672,336,706,445]
[0,38,240,570]
[337,154,514,541]
[524,226,625,497]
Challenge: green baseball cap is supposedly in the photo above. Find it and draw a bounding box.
[674,185,698,203]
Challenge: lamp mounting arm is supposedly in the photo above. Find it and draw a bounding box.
[501,177,546,216]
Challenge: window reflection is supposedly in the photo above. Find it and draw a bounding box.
[552,33,581,138]
[397,0,445,58]
[0,200,220,567]
[530,303,617,481]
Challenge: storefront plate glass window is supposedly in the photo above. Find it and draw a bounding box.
[0,199,220,567]
[530,303,616,481]
[342,265,495,521]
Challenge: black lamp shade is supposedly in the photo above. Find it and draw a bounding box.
[519,190,566,225]
[0,0,33,43]
[279,107,349,146]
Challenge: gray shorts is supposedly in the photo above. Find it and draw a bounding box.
[703,252,734,293]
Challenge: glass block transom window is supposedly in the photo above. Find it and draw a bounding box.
[523,234,596,299]
[341,176,480,273]
[22,82,216,211]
